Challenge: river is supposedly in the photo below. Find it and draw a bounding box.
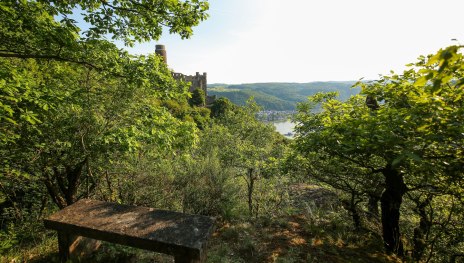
[272,121,296,138]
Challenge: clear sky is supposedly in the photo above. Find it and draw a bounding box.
[123,0,464,84]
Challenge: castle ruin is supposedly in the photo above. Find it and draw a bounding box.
[155,45,215,105]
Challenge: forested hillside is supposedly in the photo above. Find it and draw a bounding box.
[1,1,463,263]
[208,81,360,110]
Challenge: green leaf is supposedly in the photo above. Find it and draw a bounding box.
[414,76,427,87]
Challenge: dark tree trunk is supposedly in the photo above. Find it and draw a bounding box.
[349,194,361,230]
[43,158,87,209]
[246,168,255,217]
[341,192,362,230]
[412,195,432,261]
[380,165,407,256]
[43,176,67,209]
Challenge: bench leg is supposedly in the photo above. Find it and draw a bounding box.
[57,233,101,262]
[174,255,200,263]
[57,232,76,262]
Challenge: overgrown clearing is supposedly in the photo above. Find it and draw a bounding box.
[2,185,401,263]
[1,1,463,262]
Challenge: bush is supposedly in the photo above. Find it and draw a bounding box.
[175,150,240,219]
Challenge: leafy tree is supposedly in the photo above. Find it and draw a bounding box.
[294,46,464,258]
[0,0,209,208]
[0,0,208,142]
[285,150,384,230]
[0,0,209,51]
[189,88,206,107]
[2,48,197,208]
[210,97,234,118]
[214,99,288,216]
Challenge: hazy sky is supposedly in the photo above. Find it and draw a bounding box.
[123,0,464,84]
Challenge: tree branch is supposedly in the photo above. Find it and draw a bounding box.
[0,52,126,78]
[0,52,97,68]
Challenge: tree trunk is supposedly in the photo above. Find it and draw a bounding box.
[341,192,362,230]
[413,195,432,261]
[246,168,255,217]
[43,158,87,209]
[349,194,361,230]
[380,165,407,256]
[43,176,67,209]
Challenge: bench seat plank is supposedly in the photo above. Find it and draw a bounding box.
[44,199,215,261]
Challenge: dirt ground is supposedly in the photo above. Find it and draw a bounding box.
[208,184,401,263]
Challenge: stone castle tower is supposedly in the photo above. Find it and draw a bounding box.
[155,45,214,105]
[155,45,168,64]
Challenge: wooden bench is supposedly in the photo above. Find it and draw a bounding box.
[44,199,215,263]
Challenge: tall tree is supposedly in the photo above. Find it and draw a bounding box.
[0,0,209,207]
[213,99,288,216]
[294,46,464,257]
[1,0,208,146]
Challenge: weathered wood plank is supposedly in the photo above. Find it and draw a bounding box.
[44,199,215,262]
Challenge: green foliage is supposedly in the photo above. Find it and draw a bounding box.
[210,97,234,118]
[209,99,289,217]
[0,0,209,49]
[175,149,240,217]
[87,99,289,221]
[1,50,198,208]
[0,0,209,152]
[190,106,211,129]
[0,0,220,261]
[0,0,207,209]
[9,2,460,262]
[293,45,464,260]
[0,227,17,254]
[189,87,206,107]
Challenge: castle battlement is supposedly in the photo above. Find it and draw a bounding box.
[172,72,207,94]
[156,45,212,104]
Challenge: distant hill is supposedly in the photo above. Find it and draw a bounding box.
[207,81,360,111]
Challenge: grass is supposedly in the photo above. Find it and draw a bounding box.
[203,184,400,263]
[1,184,402,263]
[206,214,399,263]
